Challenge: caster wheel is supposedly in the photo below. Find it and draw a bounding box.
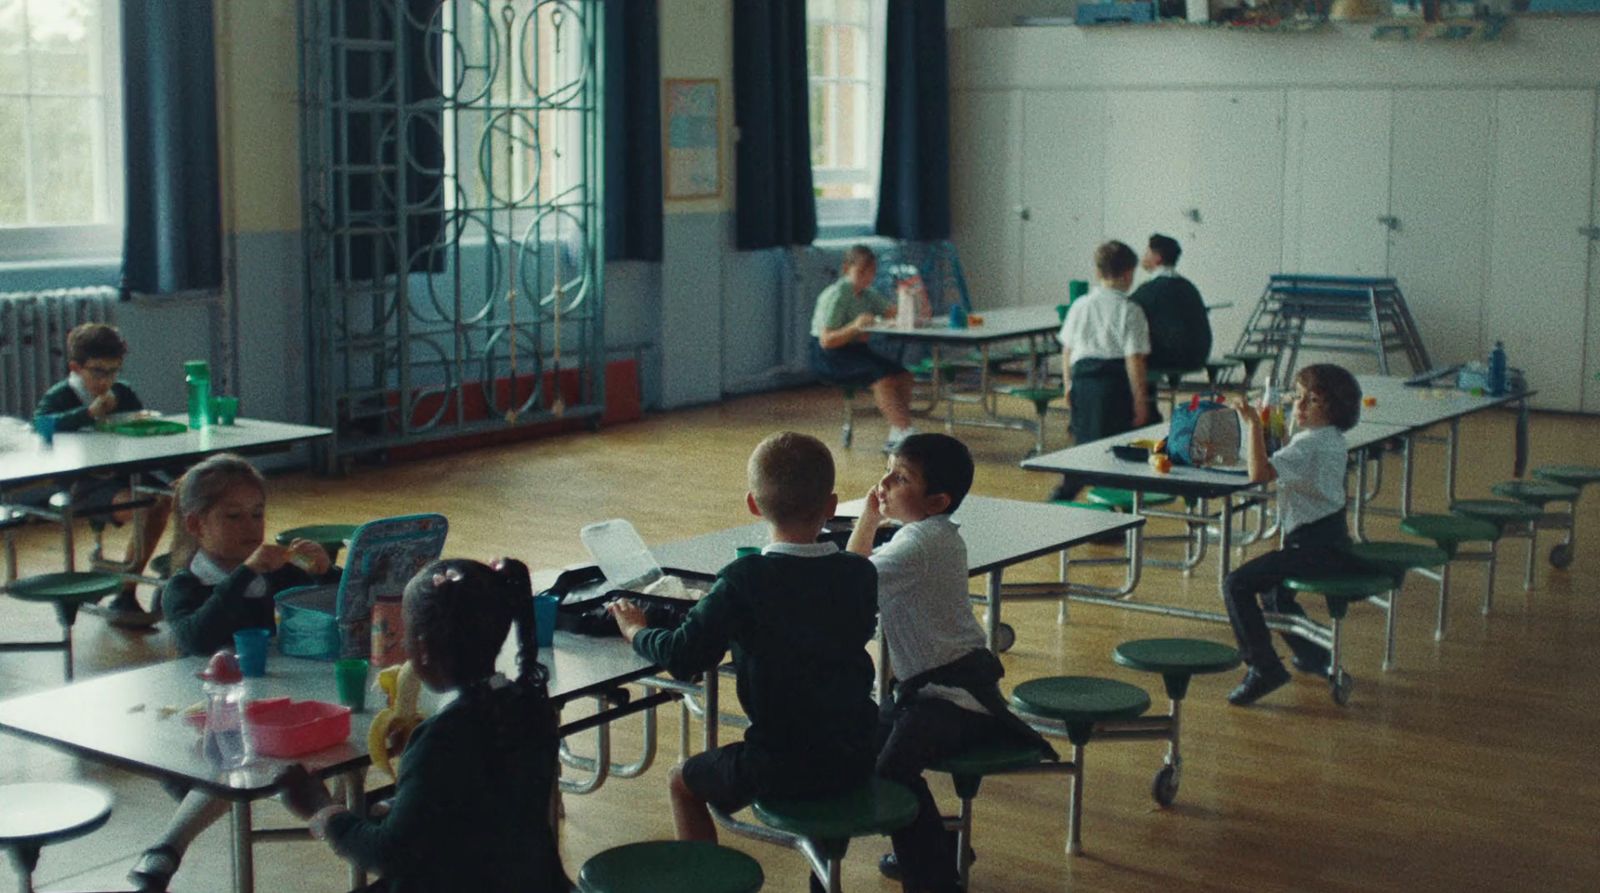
[993,623,1016,653]
[1549,544,1573,569]
[1330,669,1355,706]
[1151,764,1180,807]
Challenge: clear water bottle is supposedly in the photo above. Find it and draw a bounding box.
[185,360,212,430]
[1487,341,1508,396]
[199,651,252,769]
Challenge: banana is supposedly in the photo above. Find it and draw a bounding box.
[366,662,425,781]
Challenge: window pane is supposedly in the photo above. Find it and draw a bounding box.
[808,0,836,21]
[836,24,859,79]
[837,83,859,169]
[28,96,97,224]
[810,84,826,167]
[25,0,95,94]
[806,24,823,75]
[0,97,26,225]
[0,0,24,88]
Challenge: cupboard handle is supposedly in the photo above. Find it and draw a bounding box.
[1378,215,1400,231]
[1580,226,1600,240]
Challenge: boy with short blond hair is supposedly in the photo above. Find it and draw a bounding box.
[610,432,879,843]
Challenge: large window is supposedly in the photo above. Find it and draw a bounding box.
[807,0,884,233]
[0,0,122,262]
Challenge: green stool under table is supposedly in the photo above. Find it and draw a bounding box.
[1085,487,1177,512]
[1399,514,1500,637]
[578,840,764,893]
[1002,385,1063,457]
[1009,675,1151,855]
[932,743,1057,889]
[1493,479,1580,571]
[1451,499,1543,595]
[1223,351,1277,389]
[1280,573,1396,705]
[276,524,359,566]
[1533,465,1600,567]
[724,777,916,893]
[0,781,113,893]
[2,572,123,681]
[1348,542,1448,670]
[1111,638,1242,805]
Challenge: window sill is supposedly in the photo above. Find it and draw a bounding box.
[813,223,880,244]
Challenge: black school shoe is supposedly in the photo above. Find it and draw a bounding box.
[1291,650,1331,676]
[879,845,975,885]
[1226,664,1292,706]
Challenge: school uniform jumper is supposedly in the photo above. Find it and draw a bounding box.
[871,515,1054,891]
[30,376,166,512]
[324,680,571,893]
[808,277,904,385]
[1128,268,1211,374]
[161,553,336,656]
[1223,425,1356,671]
[631,542,880,810]
[1059,285,1151,445]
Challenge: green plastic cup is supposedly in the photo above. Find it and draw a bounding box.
[1056,304,1070,324]
[211,395,239,425]
[1068,279,1090,302]
[334,658,370,711]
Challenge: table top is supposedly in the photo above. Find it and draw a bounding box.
[0,416,332,489]
[0,633,656,799]
[862,305,1061,345]
[1355,375,1532,429]
[652,495,1142,579]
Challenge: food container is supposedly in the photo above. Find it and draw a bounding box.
[184,697,352,758]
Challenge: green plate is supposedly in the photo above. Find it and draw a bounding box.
[98,418,188,437]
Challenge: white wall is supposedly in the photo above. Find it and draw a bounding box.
[948,19,1600,411]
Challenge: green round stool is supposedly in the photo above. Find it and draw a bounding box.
[1223,351,1276,388]
[751,777,917,893]
[578,840,764,893]
[1532,464,1600,489]
[1452,499,1543,593]
[1204,360,1240,386]
[0,781,114,893]
[1085,487,1177,511]
[3,572,123,681]
[1010,676,1151,854]
[1282,573,1396,705]
[1112,638,1241,806]
[1493,479,1580,570]
[931,742,1054,888]
[1349,542,1448,670]
[1003,385,1064,457]
[275,524,359,565]
[1400,514,1500,637]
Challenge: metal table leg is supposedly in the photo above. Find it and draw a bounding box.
[231,800,254,893]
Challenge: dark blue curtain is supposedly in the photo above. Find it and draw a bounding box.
[875,0,950,241]
[733,0,815,250]
[120,0,222,295]
[604,0,663,262]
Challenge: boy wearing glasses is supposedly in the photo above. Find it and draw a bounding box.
[32,323,172,626]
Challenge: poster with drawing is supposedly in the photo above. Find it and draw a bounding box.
[665,79,721,199]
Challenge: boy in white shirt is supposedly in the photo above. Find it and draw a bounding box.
[1223,364,1365,706]
[847,433,1053,892]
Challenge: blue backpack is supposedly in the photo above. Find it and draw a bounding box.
[1167,393,1241,467]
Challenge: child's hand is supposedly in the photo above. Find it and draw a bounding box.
[244,543,293,574]
[606,598,648,643]
[287,539,333,575]
[89,392,118,420]
[275,764,333,819]
[1230,395,1260,426]
[853,312,877,333]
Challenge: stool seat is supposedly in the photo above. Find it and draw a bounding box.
[578,841,764,893]
[1451,499,1542,524]
[1400,514,1499,553]
[1490,480,1579,505]
[1283,573,1395,601]
[1349,542,1449,574]
[0,782,113,847]
[751,777,917,842]
[1003,385,1064,405]
[933,742,1049,779]
[1532,464,1600,487]
[1011,676,1151,725]
[276,524,358,563]
[1203,361,1239,385]
[1050,500,1114,512]
[1112,638,1242,676]
[1086,487,1177,510]
[5,572,122,604]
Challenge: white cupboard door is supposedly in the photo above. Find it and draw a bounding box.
[950,89,1023,309]
[1586,92,1600,414]
[1389,90,1494,372]
[1488,89,1595,412]
[1103,91,1198,265]
[1020,90,1106,308]
[1185,90,1287,356]
[1283,90,1393,277]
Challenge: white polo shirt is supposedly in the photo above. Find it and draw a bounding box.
[1059,285,1151,363]
[1270,425,1349,536]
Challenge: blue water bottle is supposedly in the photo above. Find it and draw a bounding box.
[185,360,213,429]
[948,304,968,330]
[1487,341,1507,397]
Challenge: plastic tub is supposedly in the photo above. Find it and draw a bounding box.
[182,697,352,757]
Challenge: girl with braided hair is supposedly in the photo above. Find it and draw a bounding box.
[279,558,572,892]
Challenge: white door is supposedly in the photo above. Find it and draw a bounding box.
[1586,92,1600,414]
[1282,90,1393,276]
[950,89,1023,309]
[1102,91,1198,261]
[1487,89,1595,412]
[1184,90,1287,357]
[1388,89,1494,372]
[1019,90,1107,307]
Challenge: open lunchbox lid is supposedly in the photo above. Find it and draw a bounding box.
[580,518,665,591]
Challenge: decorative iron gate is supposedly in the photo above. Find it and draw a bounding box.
[298,0,603,467]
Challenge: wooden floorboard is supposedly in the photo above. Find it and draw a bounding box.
[4,385,1598,892]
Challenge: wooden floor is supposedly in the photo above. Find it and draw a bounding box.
[4,385,1599,892]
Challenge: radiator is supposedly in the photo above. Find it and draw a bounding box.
[0,287,119,418]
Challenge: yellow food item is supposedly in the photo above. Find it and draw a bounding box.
[367,662,425,781]
[1149,453,1173,474]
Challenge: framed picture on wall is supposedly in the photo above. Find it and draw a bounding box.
[663,78,721,200]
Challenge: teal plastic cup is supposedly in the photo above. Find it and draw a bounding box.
[211,395,239,425]
[534,594,558,647]
[334,658,369,711]
[233,628,271,677]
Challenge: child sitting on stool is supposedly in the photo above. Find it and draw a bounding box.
[809,244,919,450]
[847,433,1054,893]
[1224,364,1365,706]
